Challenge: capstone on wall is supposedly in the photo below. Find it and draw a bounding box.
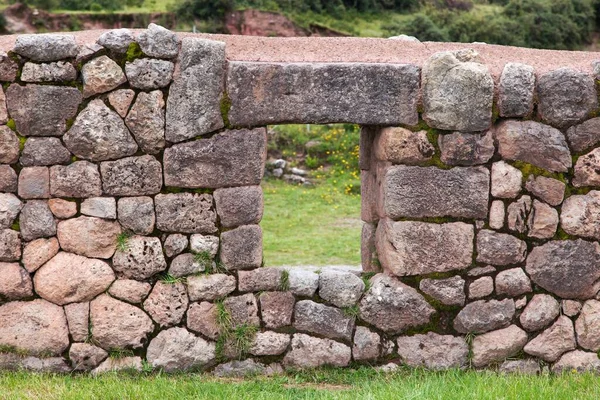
[1,26,600,375]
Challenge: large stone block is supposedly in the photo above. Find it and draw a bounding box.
[283,333,351,369]
[146,327,215,372]
[220,225,262,270]
[18,167,50,199]
[213,186,263,228]
[537,68,598,128]
[524,316,576,362]
[164,128,266,189]
[0,262,33,300]
[422,49,493,131]
[112,236,167,280]
[396,332,468,370]
[125,90,165,155]
[454,299,515,333]
[20,137,71,167]
[494,120,571,173]
[520,294,560,332]
[376,219,473,276]
[143,281,189,328]
[165,38,225,143]
[471,325,528,367]
[498,62,535,118]
[14,34,78,61]
[228,61,420,127]
[100,155,162,196]
[50,161,102,198]
[155,193,217,234]
[383,165,489,219]
[57,216,121,259]
[293,300,355,341]
[5,84,81,137]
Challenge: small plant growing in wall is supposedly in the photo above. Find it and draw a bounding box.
[342,304,361,318]
[193,251,213,270]
[116,232,131,252]
[158,273,184,285]
[278,269,290,291]
[214,301,258,361]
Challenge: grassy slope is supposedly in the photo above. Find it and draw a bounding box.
[2,367,600,399]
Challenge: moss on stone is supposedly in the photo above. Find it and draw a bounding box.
[220,91,232,128]
[6,119,17,132]
[125,42,144,63]
[510,160,568,184]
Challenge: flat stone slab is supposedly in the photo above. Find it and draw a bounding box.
[228,61,420,127]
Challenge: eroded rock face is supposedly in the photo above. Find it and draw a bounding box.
[112,235,167,280]
[397,332,468,370]
[419,276,465,306]
[524,316,576,362]
[471,325,528,367]
[137,23,179,59]
[438,131,494,166]
[34,252,115,305]
[374,127,434,164]
[125,59,174,90]
[283,333,351,369]
[143,281,189,328]
[575,300,600,351]
[155,193,217,234]
[101,155,163,196]
[81,56,127,98]
[453,299,515,333]
[526,240,600,299]
[125,90,165,154]
[293,300,355,341]
[90,294,153,350]
[422,49,493,132]
[318,270,365,308]
[147,327,215,372]
[57,216,121,259]
[494,120,571,173]
[498,62,535,118]
[359,274,435,334]
[0,299,69,356]
[476,230,527,266]
[376,219,473,276]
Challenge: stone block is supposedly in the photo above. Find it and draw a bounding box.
[318,270,365,307]
[21,61,76,83]
[213,186,263,228]
[125,59,174,90]
[0,165,17,193]
[155,193,217,234]
[283,333,351,369]
[259,291,295,329]
[57,216,121,259]
[453,299,515,333]
[64,302,90,342]
[100,155,162,196]
[14,34,78,61]
[117,196,155,235]
[472,325,528,367]
[220,225,262,270]
[20,137,71,166]
[476,230,527,266]
[420,276,465,306]
[112,235,167,280]
[373,127,434,164]
[50,161,102,198]
[18,166,50,199]
[438,131,494,166]
[397,332,468,369]
[20,200,56,241]
[81,197,116,220]
[238,268,282,292]
[498,62,535,117]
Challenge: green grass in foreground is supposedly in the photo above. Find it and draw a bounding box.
[261,179,361,266]
[2,367,600,399]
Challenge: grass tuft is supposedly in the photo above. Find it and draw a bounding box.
[342,305,360,318]
[116,232,131,252]
[158,273,184,284]
[278,269,290,291]
[0,344,29,357]
[361,272,376,292]
[108,349,135,359]
[214,301,258,360]
[193,251,213,270]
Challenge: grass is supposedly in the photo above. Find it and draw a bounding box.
[115,232,131,253]
[3,367,600,399]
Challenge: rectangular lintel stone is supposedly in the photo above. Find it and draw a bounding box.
[227,62,420,127]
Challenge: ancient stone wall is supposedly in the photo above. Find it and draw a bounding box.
[1,26,600,375]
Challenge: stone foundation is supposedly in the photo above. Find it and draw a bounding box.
[1,26,600,375]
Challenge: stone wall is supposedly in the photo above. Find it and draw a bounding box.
[1,27,600,375]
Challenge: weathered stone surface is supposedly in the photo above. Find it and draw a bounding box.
[499,62,535,117]
[0,299,69,355]
[57,216,120,259]
[81,197,116,219]
[528,199,558,239]
[563,300,583,317]
[21,61,76,83]
[6,84,81,137]
[14,34,78,61]
[495,268,532,297]
[468,276,493,299]
[220,225,262,270]
[489,200,505,230]
[0,229,20,261]
[125,59,174,90]
[187,274,236,302]
[64,99,137,162]
[155,193,216,234]
[0,90,6,125]
[537,68,598,128]
[472,325,528,367]
[283,333,351,368]
[566,117,600,153]
[101,155,162,196]
[250,331,291,356]
[147,327,215,372]
[166,38,225,142]
[144,281,188,328]
[213,186,263,228]
[0,193,22,229]
[108,89,134,118]
[48,199,77,219]
[50,161,102,198]
[419,276,465,306]
[552,350,600,373]
[70,343,108,371]
[20,357,71,373]
[561,191,600,240]
[467,265,496,277]
[573,148,600,187]
[374,127,434,164]
[213,359,271,377]
[20,137,71,167]
[0,165,17,193]
[117,196,155,235]
[499,359,541,375]
[0,262,33,300]
[359,274,435,334]
[229,61,419,128]
[507,195,532,234]
[0,51,18,81]
[90,294,153,350]
[376,219,473,276]
[164,129,267,188]
[137,23,179,58]
[383,165,489,219]
[34,252,115,305]
[422,49,493,131]
[491,161,522,199]
[92,357,142,374]
[189,234,219,257]
[0,126,19,164]
[97,29,134,54]
[285,268,319,297]
[454,299,515,333]
[494,120,571,173]
[351,326,380,361]
[318,270,365,307]
[223,294,260,328]
[397,332,468,369]
[112,235,167,280]
[575,300,600,351]
[525,175,565,206]
[238,268,282,292]
[64,302,89,342]
[438,131,494,166]
[108,279,151,304]
[186,302,220,339]
[476,230,526,266]
[22,237,59,273]
[526,239,600,299]
[259,291,295,329]
[361,222,379,273]
[520,294,560,332]
[524,316,576,362]
[125,90,165,154]
[20,200,56,241]
[164,234,188,258]
[168,253,205,278]
[18,166,49,199]
[76,43,103,63]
